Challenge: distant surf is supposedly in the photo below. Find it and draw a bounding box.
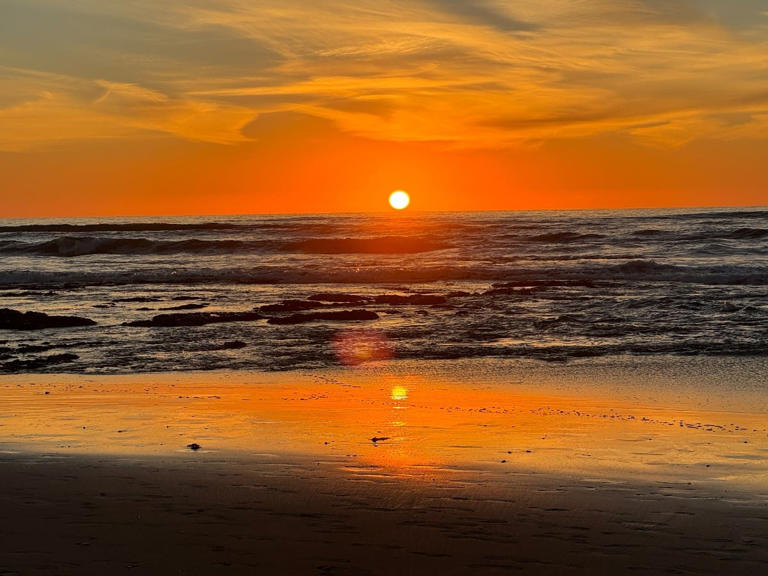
[0,207,766,373]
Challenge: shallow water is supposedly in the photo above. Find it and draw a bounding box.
[0,207,766,372]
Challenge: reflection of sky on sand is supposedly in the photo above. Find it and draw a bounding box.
[1,360,767,489]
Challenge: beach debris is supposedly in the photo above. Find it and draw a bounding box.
[125,311,263,327]
[187,443,201,451]
[370,436,390,444]
[0,308,96,330]
[268,310,379,325]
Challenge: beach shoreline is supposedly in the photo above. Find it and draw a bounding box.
[1,449,767,575]
[2,357,767,574]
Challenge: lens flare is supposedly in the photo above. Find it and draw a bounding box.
[333,328,393,366]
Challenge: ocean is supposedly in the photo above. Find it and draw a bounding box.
[0,207,766,373]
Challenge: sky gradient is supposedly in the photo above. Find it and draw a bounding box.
[1,0,767,216]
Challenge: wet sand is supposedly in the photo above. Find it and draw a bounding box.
[1,358,767,574]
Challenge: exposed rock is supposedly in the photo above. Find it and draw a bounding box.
[260,300,325,313]
[159,303,208,311]
[220,340,247,350]
[0,308,96,330]
[483,286,544,296]
[267,310,379,325]
[113,296,162,303]
[373,294,447,306]
[187,443,201,451]
[307,293,368,303]
[16,344,56,353]
[126,311,263,327]
[1,353,79,371]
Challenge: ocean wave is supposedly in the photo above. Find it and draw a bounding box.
[0,235,449,257]
[699,227,768,240]
[1,259,766,288]
[646,209,768,221]
[287,236,449,254]
[526,232,606,243]
[0,222,251,233]
[0,237,270,257]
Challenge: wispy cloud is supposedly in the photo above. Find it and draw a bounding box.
[1,0,767,151]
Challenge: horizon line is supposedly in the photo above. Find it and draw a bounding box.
[1,203,767,221]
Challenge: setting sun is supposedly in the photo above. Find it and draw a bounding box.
[389,190,410,210]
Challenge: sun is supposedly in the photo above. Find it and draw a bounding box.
[389,190,410,210]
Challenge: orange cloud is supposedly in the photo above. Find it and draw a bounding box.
[1,0,767,215]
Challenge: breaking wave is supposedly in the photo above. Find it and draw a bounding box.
[0,235,449,257]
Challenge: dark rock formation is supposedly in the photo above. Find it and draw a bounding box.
[159,303,208,311]
[0,308,96,330]
[307,293,368,303]
[1,353,79,371]
[259,300,325,313]
[126,311,263,327]
[267,310,379,325]
[373,294,447,305]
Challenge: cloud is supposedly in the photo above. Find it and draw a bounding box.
[241,111,339,141]
[0,0,767,151]
[420,0,534,32]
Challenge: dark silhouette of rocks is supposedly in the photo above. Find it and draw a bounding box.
[483,286,544,296]
[267,310,379,325]
[126,311,263,327]
[220,341,247,350]
[159,303,208,311]
[0,308,96,330]
[307,293,367,303]
[187,443,201,451]
[260,300,325,313]
[16,344,56,353]
[1,353,79,371]
[113,296,162,303]
[373,294,447,305]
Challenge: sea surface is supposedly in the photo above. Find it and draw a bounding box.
[0,207,766,373]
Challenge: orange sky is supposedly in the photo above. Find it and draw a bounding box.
[1,1,767,216]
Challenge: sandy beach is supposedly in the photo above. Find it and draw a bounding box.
[2,357,767,574]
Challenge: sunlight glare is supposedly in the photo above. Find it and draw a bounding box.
[389,190,410,210]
